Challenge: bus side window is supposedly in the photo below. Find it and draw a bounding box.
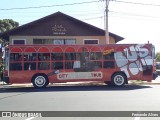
[65,52,76,60]
[38,53,50,61]
[24,53,37,70]
[90,52,102,60]
[10,53,22,71]
[10,63,22,70]
[65,62,74,69]
[38,53,50,70]
[10,53,23,61]
[77,52,89,64]
[103,52,115,68]
[103,52,114,60]
[51,53,63,60]
[52,62,63,69]
[51,52,64,70]
[38,62,50,70]
[65,52,76,69]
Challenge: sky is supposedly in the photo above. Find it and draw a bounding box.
[0,0,160,52]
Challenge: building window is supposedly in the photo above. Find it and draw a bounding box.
[33,39,76,45]
[84,40,99,44]
[33,39,52,44]
[33,39,44,44]
[13,39,25,45]
[53,39,64,45]
[53,39,76,45]
[65,39,76,44]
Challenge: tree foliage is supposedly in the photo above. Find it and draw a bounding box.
[0,19,19,75]
[156,52,160,62]
[0,19,19,33]
[0,19,19,43]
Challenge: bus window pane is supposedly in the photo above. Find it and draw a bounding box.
[65,53,76,60]
[65,62,74,69]
[38,53,50,61]
[77,52,89,61]
[10,63,22,70]
[103,52,114,60]
[24,62,36,70]
[24,53,36,61]
[52,62,63,69]
[10,53,23,61]
[94,61,102,68]
[90,52,102,60]
[103,61,115,68]
[51,53,63,60]
[38,62,50,70]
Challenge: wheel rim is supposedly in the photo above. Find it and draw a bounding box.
[114,75,125,86]
[35,76,46,87]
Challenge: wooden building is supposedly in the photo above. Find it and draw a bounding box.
[0,12,124,45]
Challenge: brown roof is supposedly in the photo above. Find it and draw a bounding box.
[0,11,124,42]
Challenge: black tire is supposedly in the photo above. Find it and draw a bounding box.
[32,74,49,88]
[111,73,127,87]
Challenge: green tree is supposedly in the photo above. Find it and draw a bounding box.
[0,19,19,43]
[0,19,19,33]
[0,19,19,79]
[156,52,160,62]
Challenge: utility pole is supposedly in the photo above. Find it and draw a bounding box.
[105,0,110,44]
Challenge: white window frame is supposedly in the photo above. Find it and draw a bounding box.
[12,39,26,45]
[83,39,99,44]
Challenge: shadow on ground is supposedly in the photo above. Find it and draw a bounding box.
[0,84,152,93]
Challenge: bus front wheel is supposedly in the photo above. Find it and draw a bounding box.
[111,73,127,87]
[32,74,49,88]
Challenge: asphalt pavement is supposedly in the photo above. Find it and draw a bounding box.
[1,78,160,120]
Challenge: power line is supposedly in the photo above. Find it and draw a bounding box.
[114,0,160,7]
[0,11,102,17]
[109,10,159,18]
[83,16,103,20]
[0,1,99,11]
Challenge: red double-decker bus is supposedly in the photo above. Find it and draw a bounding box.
[1,43,157,88]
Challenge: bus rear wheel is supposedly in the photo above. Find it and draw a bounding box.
[111,73,127,87]
[32,74,49,88]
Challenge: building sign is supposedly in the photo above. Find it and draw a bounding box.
[52,24,66,35]
[57,72,103,80]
